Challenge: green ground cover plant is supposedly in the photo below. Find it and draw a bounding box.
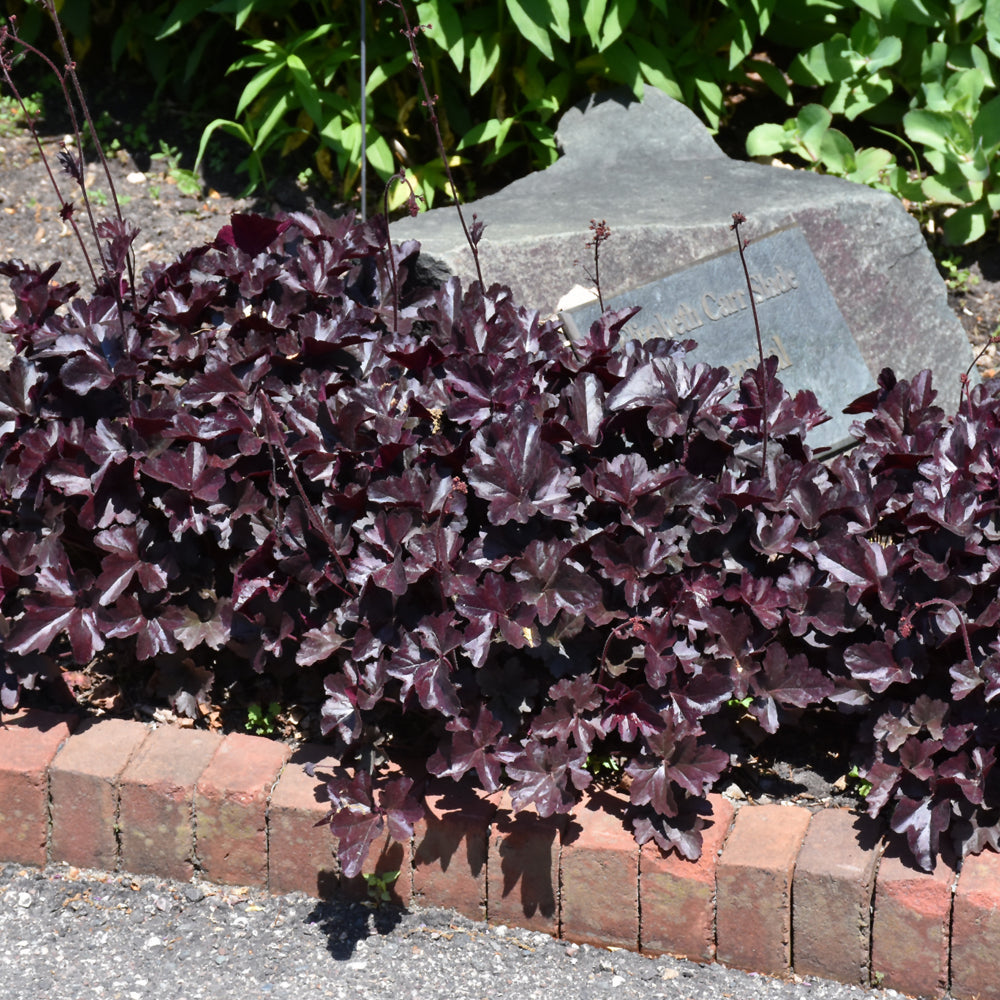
[4,0,1000,886]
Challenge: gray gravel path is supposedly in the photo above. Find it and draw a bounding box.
[0,863,917,1000]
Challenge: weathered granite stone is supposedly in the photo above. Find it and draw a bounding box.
[560,226,871,448]
[395,90,974,429]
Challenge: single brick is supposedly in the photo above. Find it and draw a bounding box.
[716,803,811,976]
[560,789,639,950]
[0,709,76,866]
[412,778,497,921]
[194,731,290,887]
[640,794,735,961]
[119,726,222,882]
[49,718,150,870]
[792,808,882,985]
[943,848,1000,1000]
[871,847,955,999]
[488,792,568,935]
[268,745,341,898]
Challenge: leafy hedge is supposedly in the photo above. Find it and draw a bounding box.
[2,208,1000,876]
[13,1,1000,239]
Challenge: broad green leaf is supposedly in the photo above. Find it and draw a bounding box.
[818,128,855,175]
[865,35,902,73]
[797,104,834,160]
[468,34,501,95]
[695,77,724,129]
[746,59,793,105]
[921,171,982,204]
[603,39,643,100]
[945,69,986,116]
[598,0,637,52]
[987,0,1000,59]
[582,0,608,47]
[235,62,285,117]
[954,0,986,22]
[745,121,797,157]
[506,0,556,60]
[968,44,996,89]
[791,36,862,87]
[157,0,210,39]
[838,75,893,119]
[492,116,517,154]
[890,0,943,26]
[416,0,466,72]
[318,114,346,144]
[956,151,991,183]
[920,41,949,86]
[521,121,560,165]
[904,108,962,153]
[849,14,880,54]
[852,0,885,16]
[366,53,410,94]
[848,146,895,184]
[631,37,682,101]
[254,93,291,150]
[550,0,572,43]
[974,94,1000,150]
[456,119,506,149]
[944,203,991,244]
[233,0,255,32]
[286,53,325,127]
[288,24,333,50]
[341,121,362,162]
[366,133,396,178]
[195,118,252,171]
[729,14,754,68]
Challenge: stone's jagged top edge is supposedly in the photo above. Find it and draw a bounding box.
[554,89,728,164]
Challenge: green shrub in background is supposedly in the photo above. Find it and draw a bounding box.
[746,0,1000,244]
[181,0,791,209]
[9,0,1000,241]
[10,0,794,208]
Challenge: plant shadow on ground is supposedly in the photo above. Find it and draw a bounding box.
[305,896,405,961]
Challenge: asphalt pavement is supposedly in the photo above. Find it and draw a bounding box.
[0,863,920,1000]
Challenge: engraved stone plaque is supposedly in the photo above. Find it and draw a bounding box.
[560,227,872,450]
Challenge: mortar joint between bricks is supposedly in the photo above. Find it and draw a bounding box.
[945,854,963,997]
[43,726,75,867]
[189,790,204,877]
[633,830,641,953]
[263,762,286,894]
[865,837,887,987]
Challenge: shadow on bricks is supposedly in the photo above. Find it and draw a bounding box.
[413,779,492,875]
[490,794,573,931]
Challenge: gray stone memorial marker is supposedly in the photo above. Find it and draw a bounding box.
[560,226,871,448]
[395,89,976,447]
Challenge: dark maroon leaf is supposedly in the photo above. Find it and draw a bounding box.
[506,739,591,817]
[428,706,520,792]
[215,213,292,256]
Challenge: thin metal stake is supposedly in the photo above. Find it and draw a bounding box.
[360,0,367,221]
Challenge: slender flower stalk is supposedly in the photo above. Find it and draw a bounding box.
[730,212,769,474]
[384,0,485,288]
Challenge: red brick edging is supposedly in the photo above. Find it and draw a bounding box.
[2,708,998,999]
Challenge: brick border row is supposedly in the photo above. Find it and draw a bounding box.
[2,708,999,1000]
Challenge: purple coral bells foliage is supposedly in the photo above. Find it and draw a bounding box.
[3,214,1000,876]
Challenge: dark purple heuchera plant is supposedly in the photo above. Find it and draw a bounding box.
[3,1,1000,879]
